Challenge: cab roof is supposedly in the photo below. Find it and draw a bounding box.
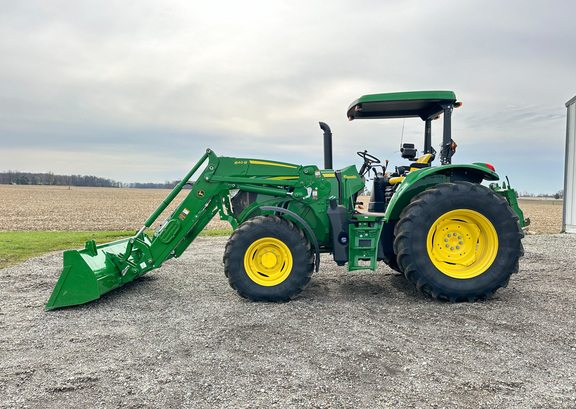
[347,90,457,121]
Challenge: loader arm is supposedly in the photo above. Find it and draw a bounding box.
[45,149,337,310]
[45,150,224,309]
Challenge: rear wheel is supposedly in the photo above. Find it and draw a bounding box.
[393,182,524,301]
[223,215,314,301]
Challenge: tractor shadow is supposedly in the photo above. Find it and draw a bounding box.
[303,267,430,304]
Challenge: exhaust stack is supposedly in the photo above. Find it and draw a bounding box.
[319,122,333,170]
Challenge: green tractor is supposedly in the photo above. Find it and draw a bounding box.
[46,90,528,310]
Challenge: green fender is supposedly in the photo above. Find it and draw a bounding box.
[233,198,329,272]
[235,197,331,245]
[384,163,500,221]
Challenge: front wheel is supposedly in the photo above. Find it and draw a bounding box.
[223,215,314,301]
[393,182,524,301]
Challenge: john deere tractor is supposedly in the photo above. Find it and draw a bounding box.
[46,90,528,310]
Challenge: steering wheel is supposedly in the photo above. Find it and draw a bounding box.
[357,150,381,176]
[357,150,381,164]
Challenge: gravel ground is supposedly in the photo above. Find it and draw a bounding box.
[1,234,575,408]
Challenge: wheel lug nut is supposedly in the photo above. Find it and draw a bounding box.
[459,241,463,245]
[450,247,454,251]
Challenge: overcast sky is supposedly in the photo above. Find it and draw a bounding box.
[1,0,574,194]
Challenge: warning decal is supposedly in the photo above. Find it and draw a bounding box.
[178,208,190,221]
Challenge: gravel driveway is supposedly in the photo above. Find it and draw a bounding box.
[1,234,575,408]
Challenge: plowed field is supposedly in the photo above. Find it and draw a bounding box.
[0,185,230,232]
[0,185,563,234]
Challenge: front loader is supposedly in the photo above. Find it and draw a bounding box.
[46,90,528,310]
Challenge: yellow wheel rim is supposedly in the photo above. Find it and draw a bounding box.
[427,209,498,279]
[244,238,293,286]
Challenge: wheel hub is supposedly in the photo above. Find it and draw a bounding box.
[427,209,498,279]
[260,249,280,269]
[244,238,293,286]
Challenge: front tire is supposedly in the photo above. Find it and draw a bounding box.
[223,215,314,301]
[393,182,524,301]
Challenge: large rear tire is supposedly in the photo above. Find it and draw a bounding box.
[393,182,524,301]
[223,215,314,301]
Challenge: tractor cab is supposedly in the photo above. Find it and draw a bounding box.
[346,91,462,212]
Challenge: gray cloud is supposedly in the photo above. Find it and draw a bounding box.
[0,0,574,193]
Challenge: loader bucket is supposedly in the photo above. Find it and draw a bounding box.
[45,237,139,310]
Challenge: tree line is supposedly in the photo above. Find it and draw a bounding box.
[0,171,181,189]
[519,190,564,199]
[2,170,562,196]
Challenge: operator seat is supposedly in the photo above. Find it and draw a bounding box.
[389,153,434,185]
[368,153,434,213]
[409,153,433,172]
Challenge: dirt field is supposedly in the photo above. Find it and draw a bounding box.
[517,198,564,235]
[0,185,230,232]
[0,185,564,234]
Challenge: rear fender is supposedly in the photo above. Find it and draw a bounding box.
[385,163,500,221]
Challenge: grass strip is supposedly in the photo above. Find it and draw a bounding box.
[0,230,231,269]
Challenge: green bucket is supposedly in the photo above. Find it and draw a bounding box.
[45,237,141,310]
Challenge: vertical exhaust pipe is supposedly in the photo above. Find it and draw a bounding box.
[319,122,333,169]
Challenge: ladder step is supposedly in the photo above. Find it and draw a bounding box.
[347,216,383,272]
